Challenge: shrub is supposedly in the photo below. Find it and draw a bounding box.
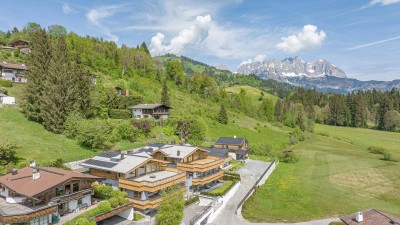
[76,119,117,149]
[114,121,136,142]
[184,195,199,206]
[97,201,112,212]
[132,120,152,135]
[134,212,145,221]
[108,197,119,208]
[92,183,113,199]
[383,152,394,161]
[201,181,236,196]
[278,152,299,163]
[75,218,96,225]
[109,109,132,119]
[368,146,386,154]
[64,113,84,138]
[0,80,12,87]
[0,87,8,95]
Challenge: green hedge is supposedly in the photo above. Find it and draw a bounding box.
[201,180,237,197]
[0,80,12,87]
[64,201,111,225]
[109,109,132,119]
[184,195,199,206]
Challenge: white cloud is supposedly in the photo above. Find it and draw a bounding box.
[86,5,125,42]
[239,54,267,67]
[62,3,72,14]
[276,25,326,53]
[369,0,400,5]
[150,15,212,55]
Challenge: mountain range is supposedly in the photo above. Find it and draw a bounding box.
[237,57,400,93]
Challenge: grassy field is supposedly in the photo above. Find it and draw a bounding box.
[225,85,279,103]
[242,127,400,222]
[0,108,100,165]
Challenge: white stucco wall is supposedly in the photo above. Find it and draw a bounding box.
[6,196,25,203]
[69,199,78,211]
[0,187,9,197]
[206,181,241,223]
[1,96,15,105]
[82,195,91,206]
[103,179,119,190]
[132,109,143,118]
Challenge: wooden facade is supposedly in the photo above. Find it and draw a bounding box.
[118,171,186,192]
[0,206,56,224]
[192,170,224,186]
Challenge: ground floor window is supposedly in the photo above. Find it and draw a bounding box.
[30,215,48,225]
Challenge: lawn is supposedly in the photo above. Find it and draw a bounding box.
[208,180,234,195]
[225,85,280,103]
[0,107,100,165]
[242,130,400,222]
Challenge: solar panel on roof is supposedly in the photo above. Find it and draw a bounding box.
[84,159,117,168]
[98,151,120,158]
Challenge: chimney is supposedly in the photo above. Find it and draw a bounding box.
[171,140,176,145]
[234,135,236,138]
[32,169,40,180]
[125,89,129,96]
[120,153,125,160]
[11,168,18,175]
[148,147,153,152]
[30,160,36,167]
[355,212,363,222]
[177,150,180,156]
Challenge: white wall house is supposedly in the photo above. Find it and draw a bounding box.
[129,104,171,119]
[0,61,28,83]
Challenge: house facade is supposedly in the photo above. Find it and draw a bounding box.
[0,61,28,83]
[0,164,101,225]
[213,137,250,160]
[129,104,171,119]
[82,144,225,212]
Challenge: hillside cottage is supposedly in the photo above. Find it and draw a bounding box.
[8,39,30,54]
[0,61,28,83]
[213,136,250,160]
[0,163,102,225]
[129,104,171,119]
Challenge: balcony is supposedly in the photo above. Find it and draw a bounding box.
[192,170,224,186]
[130,196,163,210]
[119,170,186,192]
[177,158,224,173]
[50,189,93,204]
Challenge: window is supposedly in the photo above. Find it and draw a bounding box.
[30,215,48,225]
[193,152,200,160]
[56,186,64,196]
[73,183,79,193]
[117,173,124,178]
[139,166,146,176]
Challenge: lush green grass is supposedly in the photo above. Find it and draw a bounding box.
[242,131,400,222]
[229,160,245,172]
[0,108,100,165]
[207,180,234,195]
[133,212,145,221]
[225,85,279,103]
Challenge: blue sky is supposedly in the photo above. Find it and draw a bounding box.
[0,0,399,81]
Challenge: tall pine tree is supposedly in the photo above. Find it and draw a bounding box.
[161,78,170,106]
[21,29,51,122]
[218,104,228,124]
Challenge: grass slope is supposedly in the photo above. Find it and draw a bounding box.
[0,108,100,165]
[243,128,400,222]
[225,85,279,103]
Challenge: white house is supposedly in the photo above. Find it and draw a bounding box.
[0,61,28,83]
[129,104,171,119]
[0,93,15,106]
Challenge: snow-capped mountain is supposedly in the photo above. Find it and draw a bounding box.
[237,57,347,81]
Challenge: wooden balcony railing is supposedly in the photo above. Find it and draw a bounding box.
[177,158,224,172]
[50,189,93,204]
[192,170,224,186]
[129,197,163,210]
[119,171,186,192]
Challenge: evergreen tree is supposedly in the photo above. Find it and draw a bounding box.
[274,99,284,122]
[296,109,307,132]
[140,42,150,55]
[161,78,170,106]
[218,104,228,124]
[259,98,274,122]
[377,96,392,130]
[21,29,51,122]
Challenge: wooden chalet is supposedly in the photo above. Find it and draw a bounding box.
[0,163,101,225]
[213,136,250,160]
[129,104,171,119]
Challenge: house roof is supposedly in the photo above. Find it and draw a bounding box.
[0,61,27,70]
[153,145,207,159]
[8,39,30,47]
[202,147,229,159]
[81,151,167,173]
[0,167,100,198]
[341,209,400,225]
[0,93,7,97]
[214,137,246,146]
[129,104,171,109]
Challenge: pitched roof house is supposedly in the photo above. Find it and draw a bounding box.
[0,61,28,83]
[341,209,400,225]
[213,136,250,160]
[129,104,171,120]
[0,165,102,224]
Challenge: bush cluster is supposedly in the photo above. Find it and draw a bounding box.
[0,80,12,87]
[184,195,199,206]
[367,145,396,162]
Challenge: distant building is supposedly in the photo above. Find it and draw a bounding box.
[8,39,30,54]
[0,61,28,83]
[0,163,102,224]
[213,136,250,160]
[0,93,15,106]
[341,209,400,225]
[129,104,171,119]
